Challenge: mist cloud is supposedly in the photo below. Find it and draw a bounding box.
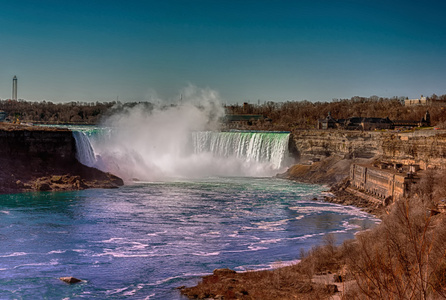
[92,86,225,181]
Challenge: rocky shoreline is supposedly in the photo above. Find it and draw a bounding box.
[0,166,124,195]
[325,179,386,218]
[278,155,386,217]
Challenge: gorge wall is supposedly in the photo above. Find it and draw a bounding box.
[0,124,123,194]
[290,129,446,169]
[289,130,381,160]
[281,129,446,192]
[0,125,75,160]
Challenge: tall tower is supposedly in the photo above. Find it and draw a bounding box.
[12,76,17,100]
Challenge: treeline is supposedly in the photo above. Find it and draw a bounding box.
[226,95,446,130]
[2,94,446,128]
[0,100,153,124]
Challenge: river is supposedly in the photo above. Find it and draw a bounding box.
[0,177,378,299]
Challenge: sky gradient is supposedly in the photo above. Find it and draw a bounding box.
[1,0,445,103]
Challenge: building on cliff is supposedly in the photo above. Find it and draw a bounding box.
[404,95,446,107]
[318,111,430,131]
[393,110,431,128]
[223,114,267,129]
[318,115,393,131]
[318,112,337,129]
[404,95,428,106]
[350,163,420,202]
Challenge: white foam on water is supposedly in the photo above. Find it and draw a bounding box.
[200,231,221,236]
[252,218,291,231]
[235,258,301,272]
[0,252,29,257]
[289,203,380,222]
[287,232,327,241]
[47,250,66,254]
[101,237,126,243]
[341,220,362,231]
[106,287,130,296]
[146,230,168,236]
[72,249,88,253]
[13,259,59,269]
[259,238,283,244]
[191,251,221,256]
[247,245,269,251]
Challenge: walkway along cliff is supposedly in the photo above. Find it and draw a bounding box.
[0,123,123,194]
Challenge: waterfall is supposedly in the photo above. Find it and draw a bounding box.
[192,131,291,170]
[70,128,291,180]
[72,131,97,167]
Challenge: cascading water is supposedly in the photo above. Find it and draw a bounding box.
[192,131,291,170]
[72,128,292,179]
[72,131,97,168]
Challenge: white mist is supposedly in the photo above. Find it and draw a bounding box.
[87,86,290,181]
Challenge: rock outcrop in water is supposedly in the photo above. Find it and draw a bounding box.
[0,123,123,194]
[59,277,82,284]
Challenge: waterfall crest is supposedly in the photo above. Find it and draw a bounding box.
[72,128,291,180]
[72,131,97,167]
[192,131,290,170]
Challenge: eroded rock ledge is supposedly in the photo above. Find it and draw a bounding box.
[0,123,123,194]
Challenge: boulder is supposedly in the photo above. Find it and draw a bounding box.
[51,175,64,184]
[213,268,236,276]
[59,276,82,284]
[15,180,24,188]
[35,182,52,191]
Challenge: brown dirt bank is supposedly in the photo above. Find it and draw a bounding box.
[277,155,371,186]
[180,267,339,300]
[0,123,123,194]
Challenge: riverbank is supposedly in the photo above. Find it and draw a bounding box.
[180,157,392,299]
[181,153,446,299]
[277,155,386,217]
[0,123,123,194]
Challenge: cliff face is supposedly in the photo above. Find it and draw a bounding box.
[0,125,75,159]
[283,129,446,190]
[290,129,446,168]
[290,130,382,161]
[0,123,123,194]
[380,132,446,168]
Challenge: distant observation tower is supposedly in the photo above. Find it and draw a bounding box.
[12,76,17,100]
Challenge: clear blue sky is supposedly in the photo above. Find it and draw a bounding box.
[1,0,445,103]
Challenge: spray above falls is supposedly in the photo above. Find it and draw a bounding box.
[71,87,293,181]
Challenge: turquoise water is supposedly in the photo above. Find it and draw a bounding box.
[0,177,378,299]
